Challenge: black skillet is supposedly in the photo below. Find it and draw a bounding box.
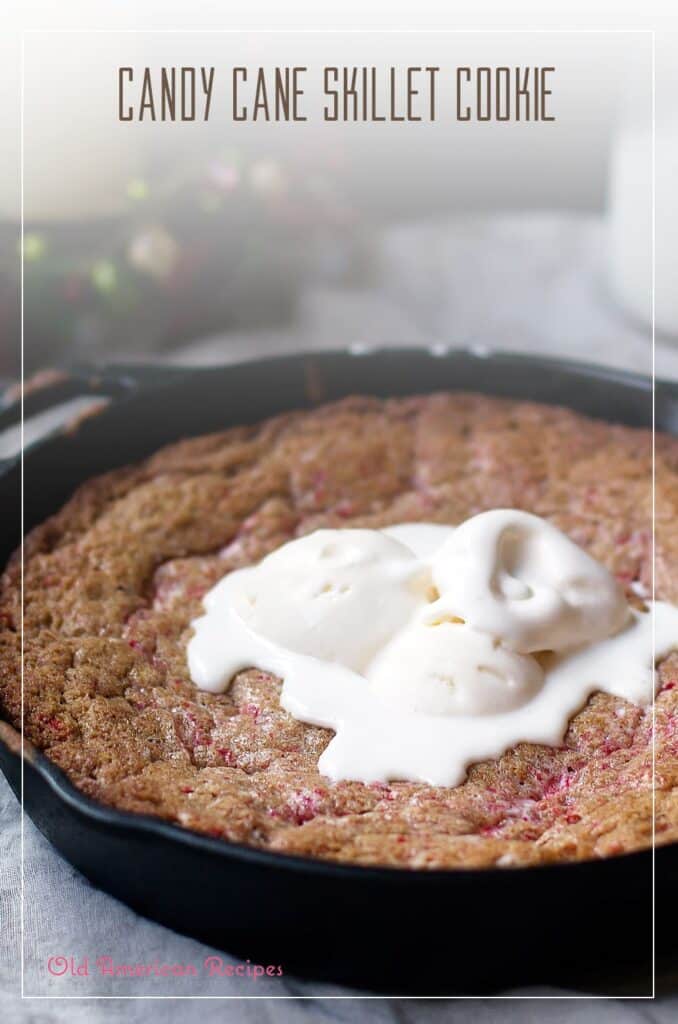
[0,349,676,995]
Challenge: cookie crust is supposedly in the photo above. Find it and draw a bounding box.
[1,393,676,869]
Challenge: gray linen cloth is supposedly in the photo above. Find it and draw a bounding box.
[2,775,677,1019]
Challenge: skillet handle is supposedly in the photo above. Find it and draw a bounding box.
[0,364,189,469]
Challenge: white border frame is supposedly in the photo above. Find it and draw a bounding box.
[19,22,659,999]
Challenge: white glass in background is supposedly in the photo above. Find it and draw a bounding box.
[654,116,678,339]
[608,124,652,331]
[608,40,678,343]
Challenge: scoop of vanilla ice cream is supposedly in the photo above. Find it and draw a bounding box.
[367,619,544,715]
[430,509,629,653]
[209,529,428,673]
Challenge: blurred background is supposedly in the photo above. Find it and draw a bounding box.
[1,2,677,382]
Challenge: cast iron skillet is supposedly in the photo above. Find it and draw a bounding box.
[0,348,676,995]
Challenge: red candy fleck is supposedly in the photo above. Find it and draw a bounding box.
[615,571,634,583]
[370,782,396,801]
[284,788,325,825]
[541,771,575,798]
[335,499,355,518]
[418,490,437,512]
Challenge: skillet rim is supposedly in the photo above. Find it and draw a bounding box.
[1,345,676,882]
[1,720,673,883]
